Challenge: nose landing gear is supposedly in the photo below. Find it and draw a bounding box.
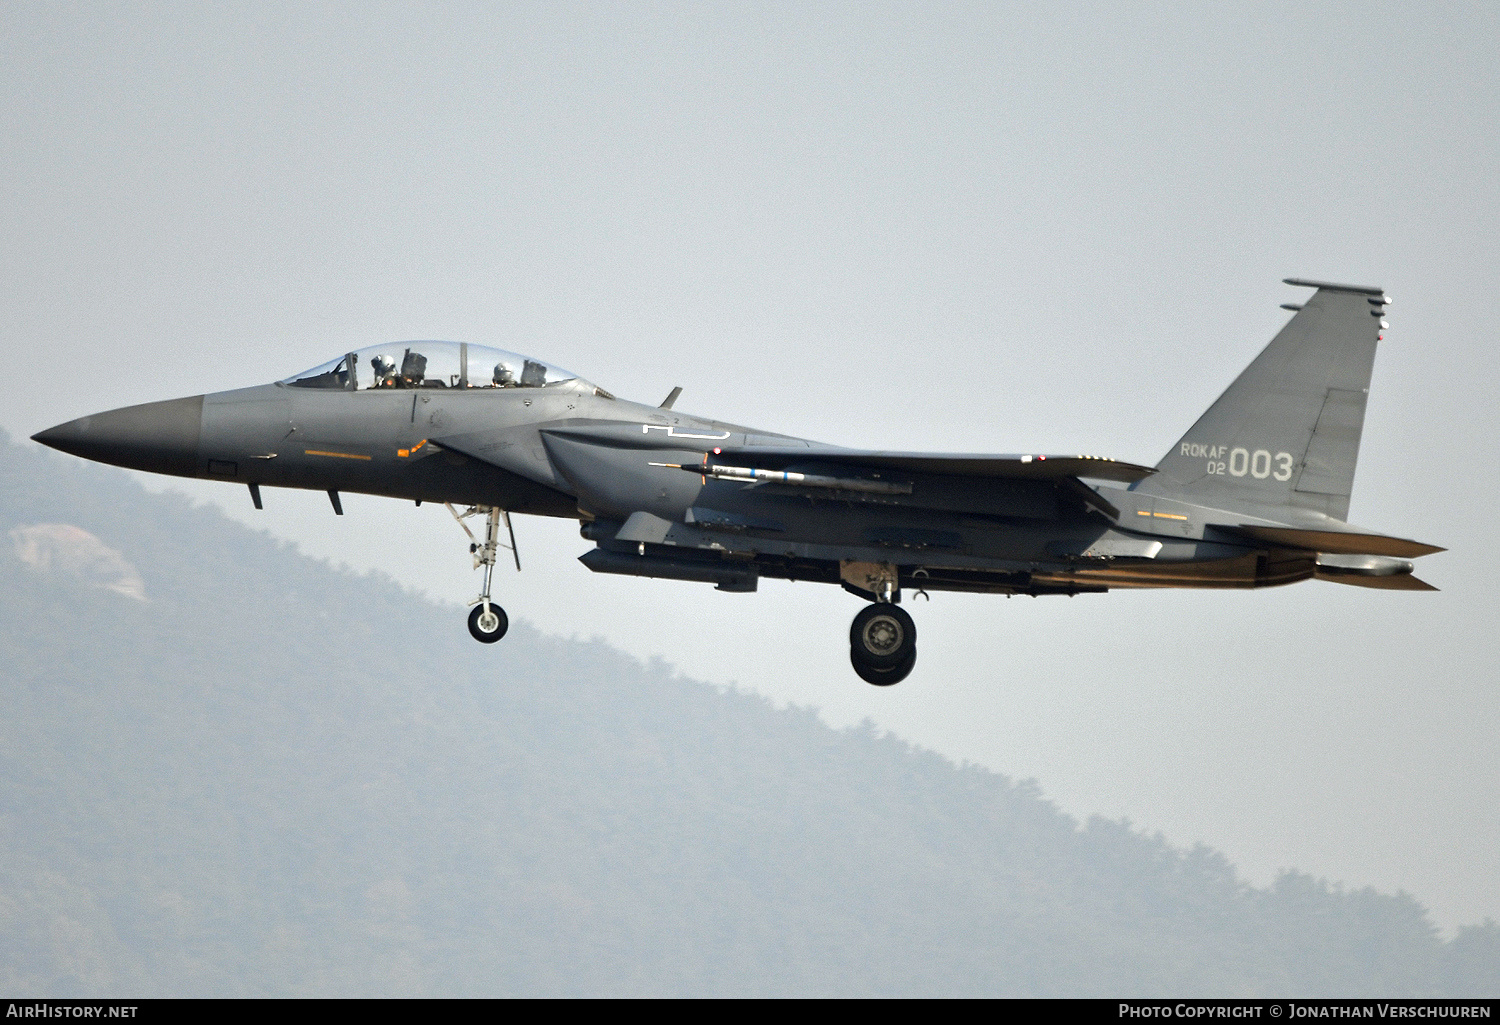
[448,503,519,644]
[468,602,509,643]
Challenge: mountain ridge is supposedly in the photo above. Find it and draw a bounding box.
[1,433,1494,996]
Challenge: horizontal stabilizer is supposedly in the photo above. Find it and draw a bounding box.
[1281,277,1386,296]
[1315,571,1438,591]
[712,447,1156,483]
[1220,524,1444,559]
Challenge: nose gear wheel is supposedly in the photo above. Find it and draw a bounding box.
[468,602,509,643]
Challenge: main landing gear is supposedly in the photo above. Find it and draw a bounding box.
[849,602,917,685]
[844,563,917,686]
[448,504,519,644]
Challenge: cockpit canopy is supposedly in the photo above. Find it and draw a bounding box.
[281,342,588,392]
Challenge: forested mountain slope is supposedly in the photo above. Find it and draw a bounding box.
[0,434,1494,996]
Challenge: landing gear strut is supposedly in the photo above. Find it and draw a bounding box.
[448,504,518,644]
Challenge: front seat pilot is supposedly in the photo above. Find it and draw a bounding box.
[371,354,397,388]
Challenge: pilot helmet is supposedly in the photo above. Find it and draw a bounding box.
[493,363,516,385]
[371,354,396,377]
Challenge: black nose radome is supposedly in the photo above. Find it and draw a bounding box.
[32,395,205,478]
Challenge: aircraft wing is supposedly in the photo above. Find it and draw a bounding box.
[507,423,1155,483]
[710,447,1157,484]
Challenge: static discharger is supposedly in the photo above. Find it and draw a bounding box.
[650,461,912,496]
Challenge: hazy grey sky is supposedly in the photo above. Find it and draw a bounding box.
[4,1,1497,931]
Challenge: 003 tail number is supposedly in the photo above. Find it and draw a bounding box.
[1205,448,1294,481]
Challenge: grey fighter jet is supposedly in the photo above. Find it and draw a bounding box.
[33,278,1441,685]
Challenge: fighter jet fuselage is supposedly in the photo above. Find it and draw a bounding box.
[34,279,1442,685]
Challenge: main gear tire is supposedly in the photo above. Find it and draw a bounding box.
[850,646,916,686]
[849,603,917,669]
[468,603,509,643]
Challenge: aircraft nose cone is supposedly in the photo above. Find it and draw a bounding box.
[32,395,205,477]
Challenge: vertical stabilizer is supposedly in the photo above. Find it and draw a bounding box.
[1135,279,1387,521]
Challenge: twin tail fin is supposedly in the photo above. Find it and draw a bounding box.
[1135,279,1389,522]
